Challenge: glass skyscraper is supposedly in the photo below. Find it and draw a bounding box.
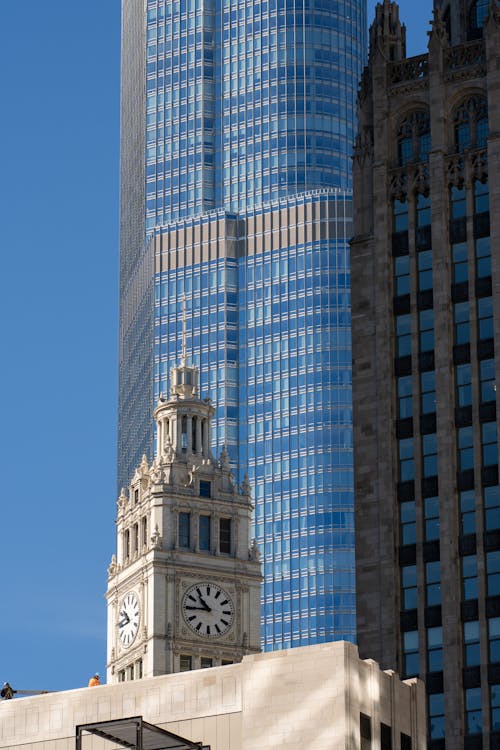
[119,0,365,650]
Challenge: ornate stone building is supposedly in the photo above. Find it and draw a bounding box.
[106,352,262,681]
[351,0,500,747]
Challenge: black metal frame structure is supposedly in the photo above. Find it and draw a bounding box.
[75,715,209,750]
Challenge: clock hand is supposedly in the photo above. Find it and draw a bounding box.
[118,611,130,627]
[185,605,210,611]
[196,593,212,611]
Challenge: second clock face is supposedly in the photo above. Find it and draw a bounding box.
[118,591,140,647]
[182,583,234,637]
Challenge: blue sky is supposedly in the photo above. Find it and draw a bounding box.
[0,0,431,694]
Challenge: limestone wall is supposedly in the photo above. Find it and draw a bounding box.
[0,642,426,750]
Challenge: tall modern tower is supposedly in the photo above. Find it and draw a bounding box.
[352,0,500,746]
[118,0,366,651]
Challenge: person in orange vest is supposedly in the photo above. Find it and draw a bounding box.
[88,673,100,687]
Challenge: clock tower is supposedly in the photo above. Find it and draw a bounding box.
[106,353,262,682]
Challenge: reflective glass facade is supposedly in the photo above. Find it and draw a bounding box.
[153,192,355,647]
[119,0,366,650]
[144,0,365,226]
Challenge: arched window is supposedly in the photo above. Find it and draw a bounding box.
[397,111,430,166]
[454,96,488,152]
[467,0,489,39]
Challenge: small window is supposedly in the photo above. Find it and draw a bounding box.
[492,684,500,730]
[179,655,192,672]
[427,626,443,671]
[463,554,478,600]
[135,659,143,679]
[133,523,139,553]
[400,500,416,545]
[421,371,436,414]
[487,550,500,596]
[221,660,233,666]
[399,438,415,482]
[200,657,213,669]
[401,733,412,750]
[456,364,472,407]
[360,714,371,750]
[179,512,191,548]
[424,496,440,540]
[468,0,489,39]
[452,242,468,283]
[465,687,482,734]
[419,309,434,353]
[396,314,412,357]
[220,518,231,554]
[200,480,211,498]
[489,616,500,662]
[480,358,495,403]
[401,565,418,610]
[381,723,392,750]
[422,434,438,478]
[482,421,498,467]
[485,486,500,531]
[426,560,441,606]
[394,255,410,296]
[124,529,130,560]
[398,375,413,418]
[460,489,476,535]
[464,620,480,666]
[134,488,139,504]
[403,630,419,677]
[142,516,148,547]
[199,515,211,551]
[118,670,126,682]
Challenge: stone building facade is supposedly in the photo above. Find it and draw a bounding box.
[0,642,426,750]
[106,353,262,680]
[351,0,500,747]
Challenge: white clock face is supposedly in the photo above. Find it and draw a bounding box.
[182,583,234,638]
[118,591,140,647]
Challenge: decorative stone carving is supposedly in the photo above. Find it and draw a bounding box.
[241,474,252,497]
[249,538,261,561]
[163,433,175,463]
[411,163,430,196]
[388,53,428,86]
[108,554,117,578]
[471,148,488,182]
[353,127,374,167]
[186,464,198,487]
[428,6,448,46]
[390,170,408,201]
[446,155,465,188]
[150,458,165,485]
[219,444,231,472]
[445,39,485,73]
[151,524,162,549]
[117,487,127,512]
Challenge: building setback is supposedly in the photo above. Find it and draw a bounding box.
[118,0,366,651]
[351,0,500,746]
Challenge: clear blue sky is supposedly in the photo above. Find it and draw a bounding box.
[0,0,431,695]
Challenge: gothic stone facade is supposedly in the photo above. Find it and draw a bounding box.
[352,0,500,747]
